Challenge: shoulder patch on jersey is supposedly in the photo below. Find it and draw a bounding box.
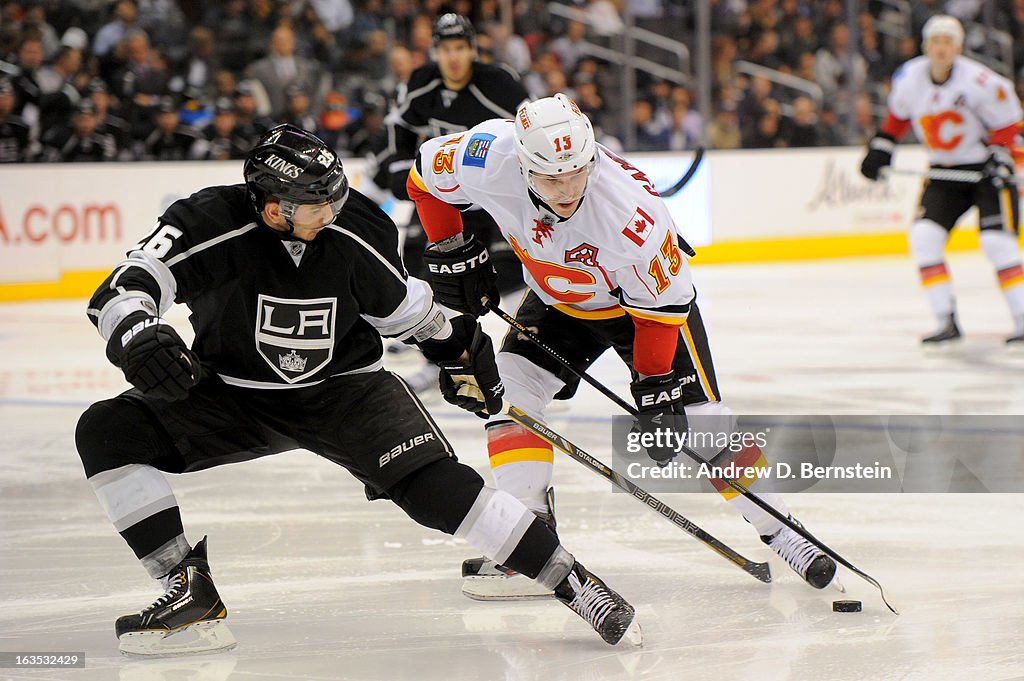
[621,207,656,247]
[462,132,496,168]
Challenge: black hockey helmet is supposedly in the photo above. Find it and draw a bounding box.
[243,123,349,225]
[432,13,476,49]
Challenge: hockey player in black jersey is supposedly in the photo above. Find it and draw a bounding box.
[0,77,30,163]
[75,124,640,655]
[378,13,529,391]
[380,13,528,290]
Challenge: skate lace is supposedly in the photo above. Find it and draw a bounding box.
[147,572,187,612]
[567,572,615,631]
[768,528,821,578]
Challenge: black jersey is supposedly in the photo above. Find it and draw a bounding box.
[39,126,118,162]
[88,185,436,389]
[382,61,528,198]
[0,114,30,162]
[194,125,249,160]
[142,126,201,161]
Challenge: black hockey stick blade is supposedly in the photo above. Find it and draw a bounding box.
[503,402,772,583]
[656,147,705,198]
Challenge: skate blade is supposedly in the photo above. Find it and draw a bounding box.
[621,617,643,647]
[920,338,963,355]
[119,620,237,657]
[461,576,554,602]
[119,652,238,681]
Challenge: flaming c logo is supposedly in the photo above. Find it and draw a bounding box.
[919,111,964,151]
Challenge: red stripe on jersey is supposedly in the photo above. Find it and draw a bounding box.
[880,112,911,140]
[596,264,614,290]
[407,173,464,242]
[998,264,1024,284]
[437,184,462,193]
[636,206,655,225]
[632,317,680,377]
[632,265,656,298]
[989,122,1021,147]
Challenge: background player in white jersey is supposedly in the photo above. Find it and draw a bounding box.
[406,94,837,599]
[74,124,639,654]
[860,15,1024,347]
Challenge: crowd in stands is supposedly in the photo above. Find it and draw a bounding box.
[1,0,1023,164]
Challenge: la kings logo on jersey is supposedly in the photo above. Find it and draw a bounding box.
[256,294,337,383]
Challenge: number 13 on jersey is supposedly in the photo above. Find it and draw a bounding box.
[648,232,683,294]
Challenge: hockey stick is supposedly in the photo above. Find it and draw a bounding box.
[487,300,899,614]
[656,147,705,198]
[882,166,1021,184]
[502,402,772,583]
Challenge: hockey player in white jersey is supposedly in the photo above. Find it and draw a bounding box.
[406,93,838,599]
[860,15,1024,347]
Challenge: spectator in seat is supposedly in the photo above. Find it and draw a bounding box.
[247,25,325,119]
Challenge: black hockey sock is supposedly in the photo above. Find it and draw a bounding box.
[494,516,566,582]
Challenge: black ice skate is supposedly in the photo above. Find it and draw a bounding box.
[761,519,837,589]
[116,537,236,656]
[462,490,556,601]
[921,313,962,349]
[554,561,642,646]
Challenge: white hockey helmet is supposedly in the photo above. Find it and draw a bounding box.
[514,93,597,179]
[922,15,964,49]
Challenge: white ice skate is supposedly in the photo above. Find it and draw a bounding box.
[761,519,837,590]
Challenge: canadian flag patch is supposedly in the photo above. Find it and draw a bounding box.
[621,207,655,247]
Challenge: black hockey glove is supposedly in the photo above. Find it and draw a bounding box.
[860,133,895,181]
[984,145,1017,189]
[423,234,500,317]
[106,312,202,401]
[420,315,504,418]
[630,372,688,466]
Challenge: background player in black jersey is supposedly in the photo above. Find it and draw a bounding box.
[376,13,530,391]
[0,76,31,163]
[74,124,640,656]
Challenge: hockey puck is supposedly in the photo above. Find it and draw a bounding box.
[832,600,862,613]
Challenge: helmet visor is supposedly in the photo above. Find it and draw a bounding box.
[526,161,595,205]
[281,185,349,223]
[325,186,349,218]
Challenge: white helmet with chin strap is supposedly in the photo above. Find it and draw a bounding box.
[514,93,598,200]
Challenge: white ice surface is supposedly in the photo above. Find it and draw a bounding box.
[1,253,1022,681]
